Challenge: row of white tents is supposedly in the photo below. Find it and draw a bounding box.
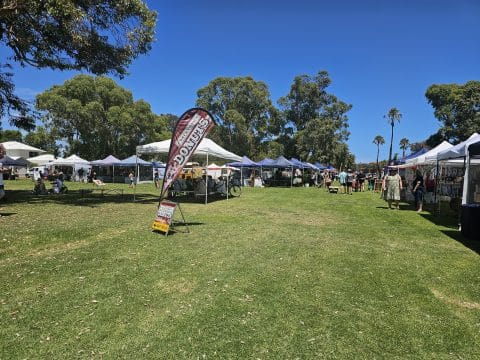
[397,133,480,206]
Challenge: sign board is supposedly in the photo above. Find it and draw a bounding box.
[152,201,177,234]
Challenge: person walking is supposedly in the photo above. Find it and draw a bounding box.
[128,171,135,188]
[382,168,403,209]
[0,143,8,215]
[412,170,425,212]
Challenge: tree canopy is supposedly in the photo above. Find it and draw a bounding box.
[279,71,352,167]
[0,0,156,130]
[425,81,480,145]
[196,76,282,158]
[35,74,167,159]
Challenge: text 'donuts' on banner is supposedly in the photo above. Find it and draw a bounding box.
[160,108,215,199]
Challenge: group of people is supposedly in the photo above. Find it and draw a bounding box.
[382,167,427,212]
[334,169,368,194]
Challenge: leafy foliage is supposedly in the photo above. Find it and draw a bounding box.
[35,75,167,159]
[0,0,156,129]
[196,76,282,158]
[425,81,480,144]
[279,71,352,167]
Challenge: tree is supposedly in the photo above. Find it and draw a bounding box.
[425,81,480,144]
[0,129,22,142]
[399,137,410,158]
[373,135,385,174]
[410,141,427,153]
[36,75,166,159]
[0,0,156,130]
[24,126,59,156]
[279,71,352,163]
[384,107,402,165]
[196,76,281,158]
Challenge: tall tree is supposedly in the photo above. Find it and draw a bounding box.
[0,0,156,130]
[425,81,480,144]
[279,71,352,164]
[36,75,166,159]
[384,107,402,165]
[373,135,385,174]
[0,129,22,142]
[399,137,410,158]
[24,126,59,156]
[410,141,427,153]
[196,76,281,158]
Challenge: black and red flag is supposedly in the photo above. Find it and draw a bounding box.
[159,108,215,200]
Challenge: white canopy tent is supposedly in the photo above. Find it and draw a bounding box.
[437,133,480,161]
[406,141,453,165]
[2,141,46,159]
[49,155,91,181]
[27,154,56,166]
[137,138,242,162]
[136,138,242,203]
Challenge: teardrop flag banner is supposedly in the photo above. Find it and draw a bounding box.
[159,107,215,201]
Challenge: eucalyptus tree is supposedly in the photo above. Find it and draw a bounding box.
[0,0,156,130]
[36,75,166,159]
[399,137,410,158]
[279,71,352,163]
[425,81,480,144]
[196,76,282,158]
[384,108,402,165]
[373,135,385,174]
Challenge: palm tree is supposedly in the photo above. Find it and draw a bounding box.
[373,135,385,175]
[384,107,402,165]
[399,137,410,158]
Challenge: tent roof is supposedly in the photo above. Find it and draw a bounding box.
[118,155,151,166]
[91,155,121,165]
[1,141,46,153]
[270,156,294,167]
[1,155,28,166]
[257,158,275,166]
[437,133,480,161]
[226,155,260,167]
[136,137,242,162]
[52,154,90,165]
[398,147,429,164]
[405,141,453,165]
[27,154,55,164]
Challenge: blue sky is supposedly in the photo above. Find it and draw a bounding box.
[7,0,480,162]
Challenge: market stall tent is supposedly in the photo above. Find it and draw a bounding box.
[27,154,55,166]
[50,155,91,181]
[136,138,242,162]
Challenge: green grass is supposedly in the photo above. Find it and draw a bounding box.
[1,179,479,359]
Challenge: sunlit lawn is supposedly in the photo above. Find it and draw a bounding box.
[1,179,479,359]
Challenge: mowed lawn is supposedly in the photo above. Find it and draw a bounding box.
[1,180,479,359]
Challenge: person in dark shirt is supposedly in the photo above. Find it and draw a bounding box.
[412,170,425,212]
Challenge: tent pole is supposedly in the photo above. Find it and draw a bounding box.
[205,152,209,205]
[134,149,138,202]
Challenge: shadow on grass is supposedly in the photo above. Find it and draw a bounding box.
[3,190,240,208]
[440,230,480,256]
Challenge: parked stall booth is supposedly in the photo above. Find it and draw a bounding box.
[460,139,480,240]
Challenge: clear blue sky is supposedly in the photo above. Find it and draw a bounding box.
[7,0,480,162]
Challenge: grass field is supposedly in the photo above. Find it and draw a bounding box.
[1,179,479,359]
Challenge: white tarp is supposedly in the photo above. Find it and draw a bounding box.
[27,154,56,165]
[407,141,453,165]
[437,133,480,161]
[136,138,242,162]
[52,155,90,165]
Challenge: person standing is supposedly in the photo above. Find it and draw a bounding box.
[154,170,160,189]
[128,171,135,188]
[412,170,425,212]
[0,143,7,213]
[382,168,403,209]
[346,169,354,195]
[338,169,347,194]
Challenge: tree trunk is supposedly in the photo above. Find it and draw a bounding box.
[388,123,394,165]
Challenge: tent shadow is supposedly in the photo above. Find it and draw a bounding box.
[440,230,480,256]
